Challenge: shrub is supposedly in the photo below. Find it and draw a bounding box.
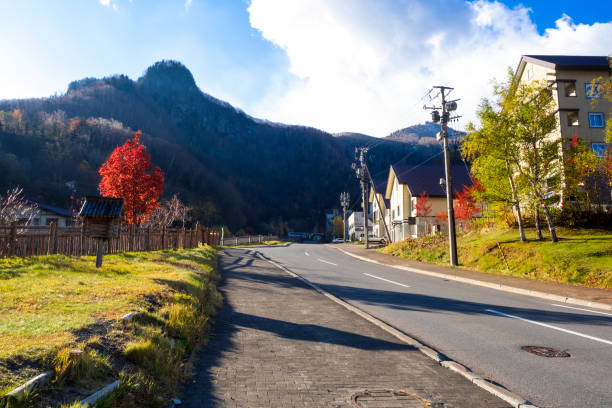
[53,347,112,387]
[161,304,205,347]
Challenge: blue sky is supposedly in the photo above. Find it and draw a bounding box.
[1,0,610,135]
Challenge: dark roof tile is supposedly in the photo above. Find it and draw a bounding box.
[79,196,124,218]
[392,165,472,197]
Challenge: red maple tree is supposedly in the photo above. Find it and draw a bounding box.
[454,184,480,223]
[414,192,432,216]
[99,130,164,225]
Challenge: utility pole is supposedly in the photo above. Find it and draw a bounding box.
[424,86,460,266]
[340,192,349,242]
[353,147,369,249]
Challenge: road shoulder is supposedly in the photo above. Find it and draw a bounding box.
[332,243,612,310]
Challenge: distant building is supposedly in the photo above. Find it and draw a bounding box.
[385,165,472,242]
[347,211,372,241]
[27,202,73,227]
[324,208,340,235]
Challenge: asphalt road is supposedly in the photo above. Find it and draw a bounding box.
[253,243,612,408]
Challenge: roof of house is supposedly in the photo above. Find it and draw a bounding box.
[29,202,72,218]
[79,196,124,218]
[520,55,610,72]
[370,177,391,207]
[389,165,472,197]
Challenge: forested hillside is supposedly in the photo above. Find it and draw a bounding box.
[0,60,456,232]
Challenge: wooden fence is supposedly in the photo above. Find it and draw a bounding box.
[0,222,220,259]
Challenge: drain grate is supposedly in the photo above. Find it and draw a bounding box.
[521,345,570,358]
[351,389,445,408]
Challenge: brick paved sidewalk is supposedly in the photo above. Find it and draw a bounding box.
[336,243,612,306]
[181,248,509,407]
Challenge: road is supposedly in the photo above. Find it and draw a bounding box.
[254,243,612,408]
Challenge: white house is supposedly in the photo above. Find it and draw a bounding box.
[369,177,391,241]
[385,164,472,241]
[347,211,372,241]
[27,202,73,227]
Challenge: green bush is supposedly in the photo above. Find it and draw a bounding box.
[53,347,112,387]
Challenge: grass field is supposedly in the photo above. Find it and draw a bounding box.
[380,228,612,288]
[232,240,290,247]
[0,245,221,406]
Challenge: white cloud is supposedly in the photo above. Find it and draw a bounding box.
[185,0,193,10]
[99,0,118,10]
[247,0,612,136]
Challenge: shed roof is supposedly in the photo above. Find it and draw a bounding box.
[390,165,472,197]
[79,196,124,218]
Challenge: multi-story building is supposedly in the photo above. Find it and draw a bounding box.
[515,55,611,204]
[515,55,610,155]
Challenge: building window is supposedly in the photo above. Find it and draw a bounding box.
[589,112,605,128]
[567,111,579,126]
[526,66,533,80]
[585,83,602,98]
[592,143,608,158]
[45,217,58,226]
[564,81,576,97]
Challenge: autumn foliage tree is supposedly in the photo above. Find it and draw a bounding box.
[414,192,432,216]
[99,130,164,224]
[454,184,480,225]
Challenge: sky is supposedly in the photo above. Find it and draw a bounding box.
[0,0,610,136]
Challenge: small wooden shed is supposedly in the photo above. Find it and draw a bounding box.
[79,196,124,267]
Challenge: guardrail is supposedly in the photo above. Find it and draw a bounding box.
[222,234,279,246]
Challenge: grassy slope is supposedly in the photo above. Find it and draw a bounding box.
[380,228,612,288]
[0,246,221,405]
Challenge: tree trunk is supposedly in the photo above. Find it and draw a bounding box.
[505,161,526,242]
[542,203,558,242]
[534,205,543,240]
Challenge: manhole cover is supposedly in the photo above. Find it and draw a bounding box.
[351,389,445,408]
[521,346,570,358]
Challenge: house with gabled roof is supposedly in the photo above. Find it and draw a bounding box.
[368,177,391,241]
[384,164,472,242]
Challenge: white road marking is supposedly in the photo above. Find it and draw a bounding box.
[305,252,310,256]
[550,303,612,317]
[317,258,337,266]
[363,273,411,288]
[486,309,612,345]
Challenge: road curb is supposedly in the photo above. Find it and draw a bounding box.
[5,371,54,398]
[253,250,537,408]
[332,245,612,312]
[80,379,120,406]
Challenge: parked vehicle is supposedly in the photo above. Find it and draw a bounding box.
[332,237,344,243]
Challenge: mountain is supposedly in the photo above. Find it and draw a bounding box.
[386,122,465,145]
[0,60,457,233]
